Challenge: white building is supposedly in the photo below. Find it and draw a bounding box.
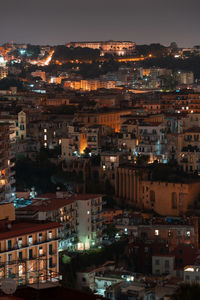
[152,255,175,276]
[136,122,167,163]
[184,265,200,284]
[16,193,103,251]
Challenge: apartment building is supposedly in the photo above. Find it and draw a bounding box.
[0,220,61,285]
[66,79,116,91]
[136,121,167,163]
[75,109,131,133]
[184,265,200,284]
[0,123,16,203]
[138,219,198,248]
[161,94,200,113]
[152,255,175,276]
[16,193,103,251]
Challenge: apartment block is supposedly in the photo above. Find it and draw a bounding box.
[0,221,60,285]
[0,123,16,203]
[16,193,103,251]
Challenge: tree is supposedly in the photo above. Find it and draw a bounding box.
[170,283,200,300]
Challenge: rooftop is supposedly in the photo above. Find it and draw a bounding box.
[0,221,61,240]
[17,193,102,213]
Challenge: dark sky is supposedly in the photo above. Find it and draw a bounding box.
[1,0,200,47]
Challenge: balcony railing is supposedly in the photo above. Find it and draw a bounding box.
[0,237,59,254]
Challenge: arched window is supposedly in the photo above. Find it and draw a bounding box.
[150,190,155,202]
[171,192,177,209]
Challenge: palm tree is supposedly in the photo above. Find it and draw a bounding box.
[171,283,200,300]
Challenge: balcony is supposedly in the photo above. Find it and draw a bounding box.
[0,237,59,254]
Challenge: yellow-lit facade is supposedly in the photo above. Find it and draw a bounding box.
[76,110,131,132]
[0,223,60,285]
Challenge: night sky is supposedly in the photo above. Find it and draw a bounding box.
[1,0,200,47]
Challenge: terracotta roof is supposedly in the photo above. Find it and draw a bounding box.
[18,198,74,212]
[17,194,102,213]
[0,221,61,240]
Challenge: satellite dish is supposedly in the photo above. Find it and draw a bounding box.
[1,278,17,294]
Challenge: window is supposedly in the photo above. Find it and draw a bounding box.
[29,249,33,259]
[155,230,159,236]
[155,259,160,265]
[8,254,12,263]
[186,231,191,237]
[165,260,169,269]
[49,244,53,255]
[171,192,177,209]
[39,247,43,256]
[18,251,23,261]
[18,238,22,248]
[39,233,43,242]
[8,240,12,250]
[150,190,155,202]
[48,231,52,239]
[49,257,53,268]
[28,235,32,245]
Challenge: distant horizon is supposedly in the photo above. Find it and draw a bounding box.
[0,39,199,48]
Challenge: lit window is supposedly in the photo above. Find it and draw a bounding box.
[44,135,47,141]
[39,247,43,256]
[19,264,23,276]
[155,230,159,236]
[110,156,116,162]
[78,243,84,251]
[28,235,32,245]
[44,129,47,133]
[48,231,52,239]
[186,231,191,237]
[87,210,90,215]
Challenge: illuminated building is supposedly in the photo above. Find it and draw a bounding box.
[0,67,8,80]
[177,71,194,85]
[61,124,87,158]
[65,79,116,91]
[0,221,61,285]
[161,94,200,113]
[115,165,200,216]
[86,125,113,155]
[141,179,200,216]
[136,121,167,163]
[31,70,46,81]
[16,193,103,251]
[75,109,131,132]
[66,41,135,56]
[184,265,200,283]
[0,123,15,203]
